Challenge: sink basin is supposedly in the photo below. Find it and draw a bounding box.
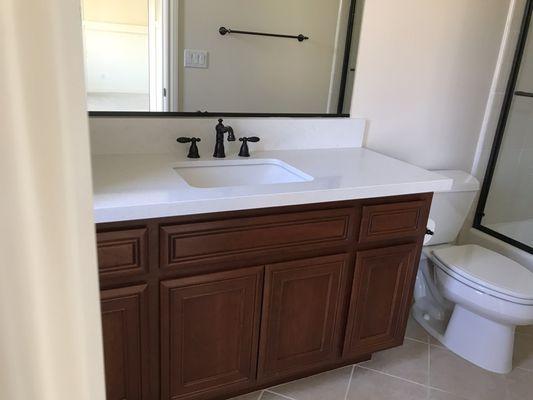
[173,159,313,188]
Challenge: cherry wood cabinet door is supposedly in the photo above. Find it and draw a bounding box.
[160,266,263,400]
[343,243,419,359]
[100,284,149,400]
[258,254,348,381]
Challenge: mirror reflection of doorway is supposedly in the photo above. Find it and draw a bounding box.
[81,0,166,111]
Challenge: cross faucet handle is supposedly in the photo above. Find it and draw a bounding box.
[238,137,260,157]
[177,137,201,158]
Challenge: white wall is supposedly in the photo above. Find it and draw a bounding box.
[177,0,349,113]
[351,0,510,171]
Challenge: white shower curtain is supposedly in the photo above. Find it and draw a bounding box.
[0,1,105,399]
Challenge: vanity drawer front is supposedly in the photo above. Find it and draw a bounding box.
[359,201,427,243]
[97,228,148,278]
[160,208,356,269]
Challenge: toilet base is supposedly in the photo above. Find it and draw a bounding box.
[414,305,515,374]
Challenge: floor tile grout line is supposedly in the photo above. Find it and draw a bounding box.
[427,337,431,388]
[427,386,470,399]
[426,379,503,395]
[364,344,491,397]
[343,364,356,400]
[404,336,430,345]
[427,336,431,399]
[264,389,298,400]
[357,365,429,388]
[408,338,431,345]
[253,323,533,400]
[516,366,533,372]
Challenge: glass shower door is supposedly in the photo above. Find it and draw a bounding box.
[476,1,533,252]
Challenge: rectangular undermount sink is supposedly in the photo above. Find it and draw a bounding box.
[173,159,314,188]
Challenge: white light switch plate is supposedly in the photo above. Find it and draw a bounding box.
[184,49,209,68]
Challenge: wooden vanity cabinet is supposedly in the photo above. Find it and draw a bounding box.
[96,193,432,400]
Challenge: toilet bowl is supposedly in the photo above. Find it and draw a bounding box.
[413,244,533,373]
[411,170,533,374]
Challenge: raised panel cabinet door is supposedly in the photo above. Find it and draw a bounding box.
[343,243,419,359]
[258,254,348,380]
[100,284,149,400]
[160,266,263,400]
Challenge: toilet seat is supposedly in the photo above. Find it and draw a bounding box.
[431,244,533,305]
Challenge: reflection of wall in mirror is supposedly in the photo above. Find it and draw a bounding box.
[82,0,148,25]
[177,0,352,113]
[82,0,150,111]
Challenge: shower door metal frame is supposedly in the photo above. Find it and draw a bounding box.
[474,0,533,255]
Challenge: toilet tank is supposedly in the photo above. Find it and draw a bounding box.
[426,170,480,246]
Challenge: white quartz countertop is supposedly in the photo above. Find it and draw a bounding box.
[92,148,452,223]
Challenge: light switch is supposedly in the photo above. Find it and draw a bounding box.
[184,49,209,68]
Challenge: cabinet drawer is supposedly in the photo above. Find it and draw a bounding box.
[160,208,356,269]
[359,201,427,243]
[97,228,148,278]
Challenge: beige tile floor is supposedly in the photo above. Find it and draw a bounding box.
[230,318,533,400]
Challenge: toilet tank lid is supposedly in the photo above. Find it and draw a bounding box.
[432,170,480,192]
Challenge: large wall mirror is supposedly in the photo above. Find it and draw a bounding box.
[81,0,363,116]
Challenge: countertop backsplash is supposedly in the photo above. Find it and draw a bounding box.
[89,117,366,156]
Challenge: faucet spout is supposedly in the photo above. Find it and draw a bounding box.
[226,126,236,142]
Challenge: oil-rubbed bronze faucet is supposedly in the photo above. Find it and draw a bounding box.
[213,119,235,158]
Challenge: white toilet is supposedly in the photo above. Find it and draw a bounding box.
[412,170,533,374]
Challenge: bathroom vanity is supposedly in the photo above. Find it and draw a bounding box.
[92,146,450,400]
[97,194,430,400]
